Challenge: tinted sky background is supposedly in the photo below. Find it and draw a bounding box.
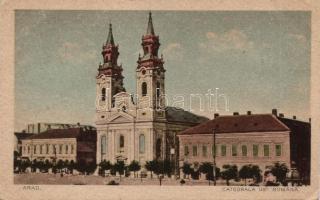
[15,11,310,131]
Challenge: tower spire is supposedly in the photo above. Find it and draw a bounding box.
[106,23,115,45]
[146,12,155,35]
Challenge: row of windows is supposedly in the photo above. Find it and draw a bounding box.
[100,134,146,156]
[184,144,282,157]
[24,144,75,155]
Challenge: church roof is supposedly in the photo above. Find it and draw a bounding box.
[165,107,209,124]
[146,12,155,35]
[178,114,289,135]
[106,23,115,45]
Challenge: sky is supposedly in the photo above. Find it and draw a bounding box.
[15,11,310,131]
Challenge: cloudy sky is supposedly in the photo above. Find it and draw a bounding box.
[15,11,310,131]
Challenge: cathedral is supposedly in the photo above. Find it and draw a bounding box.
[95,13,208,166]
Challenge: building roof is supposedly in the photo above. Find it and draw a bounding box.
[165,107,209,124]
[178,114,289,135]
[146,12,155,35]
[14,132,35,140]
[106,23,115,45]
[24,128,95,140]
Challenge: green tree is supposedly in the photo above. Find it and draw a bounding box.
[145,160,157,179]
[99,160,112,176]
[271,162,289,185]
[56,159,64,173]
[182,162,192,179]
[153,160,163,177]
[163,159,172,177]
[86,161,97,174]
[251,165,262,183]
[221,164,238,186]
[37,160,45,172]
[199,162,220,185]
[128,160,141,178]
[20,159,31,173]
[31,159,38,172]
[239,165,251,185]
[44,159,52,172]
[200,162,213,185]
[113,161,125,181]
[68,160,76,174]
[14,151,21,173]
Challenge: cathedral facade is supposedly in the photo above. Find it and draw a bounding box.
[95,13,208,165]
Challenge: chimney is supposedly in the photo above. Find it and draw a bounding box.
[247,111,252,115]
[214,113,219,118]
[272,109,278,116]
[279,113,284,118]
[309,118,311,123]
[233,112,239,116]
[293,116,296,120]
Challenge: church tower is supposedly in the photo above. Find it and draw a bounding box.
[96,24,125,119]
[136,12,166,121]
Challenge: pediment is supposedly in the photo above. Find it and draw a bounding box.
[108,112,134,123]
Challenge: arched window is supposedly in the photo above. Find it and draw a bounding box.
[119,135,124,148]
[141,82,147,96]
[139,134,145,154]
[101,135,107,156]
[156,81,160,98]
[101,88,106,101]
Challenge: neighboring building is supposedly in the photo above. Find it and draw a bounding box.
[177,113,291,175]
[21,128,97,164]
[272,109,311,184]
[26,122,94,134]
[14,132,34,155]
[95,13,208,165]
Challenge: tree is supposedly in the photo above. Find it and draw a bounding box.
[251,165,262,183]
[200,162,213,185]
[86,161,97,174]
[44,159,52,172]
[221,164,238,186]
[145,160,157,179]
[37,160,45,172]
[182,162,192,179]
[239,165,251,185]
[31,160,38,172]
[199,162,221,185]
[163,159,172,177]
[113,161,125,181]
[56,159,64,173]
[20,159,31,173]
[128,160,141,178]
[14,151,21,173]
[271,162,289,185]
[68,160,76,174]
[64,160,69,173]
[99,160,112,176]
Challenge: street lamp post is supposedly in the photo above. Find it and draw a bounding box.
[213,128,216,186]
